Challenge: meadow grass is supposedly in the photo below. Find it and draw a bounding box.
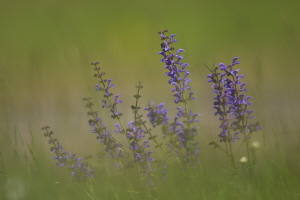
[1,127,300,200]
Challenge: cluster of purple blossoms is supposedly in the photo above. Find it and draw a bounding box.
[126,121,155,172]
[42,30,265,183]
[89,62,155,174]
[144,102,170,128]
[164,112,200,165]
[42,126,95,181]
[207,57,261,142]
[148,30,200,166]
[158,30,195,104]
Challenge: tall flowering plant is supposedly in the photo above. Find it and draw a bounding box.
[42,30,263,187]
[206,57,261,175]
[87,63,156,181]
[146,30,200,168]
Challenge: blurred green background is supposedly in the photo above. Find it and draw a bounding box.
[1,0,300,199]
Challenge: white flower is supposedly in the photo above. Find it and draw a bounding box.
[251,141,260,149]
[239,156,248,164]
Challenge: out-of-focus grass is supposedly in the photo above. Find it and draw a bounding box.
[1,125,300,200]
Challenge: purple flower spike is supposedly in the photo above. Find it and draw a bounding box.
[158,31,195,104]
[90,62,123,121]
[157,31,201,167]
[207,57,261,142]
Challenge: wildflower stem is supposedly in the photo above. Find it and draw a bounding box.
[132,82,160,147]
[91,63,134,158]
[84,98,127,167]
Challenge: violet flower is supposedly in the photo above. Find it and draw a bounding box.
[126,121,155,176]
[207,57,261,143]
[144,101,170,128]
